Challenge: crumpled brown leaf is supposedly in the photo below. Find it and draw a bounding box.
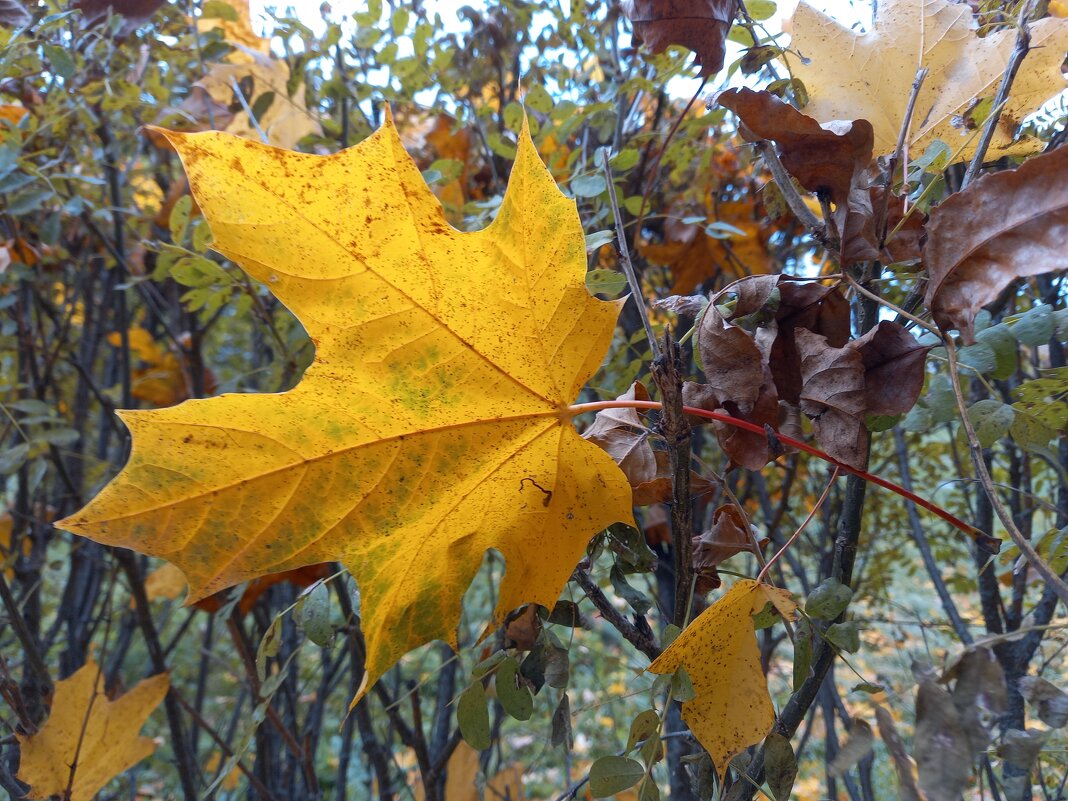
[715,88,923,266]
[694,306,766,415]
[584,382,714,505]
[715,88,872,207]
[622,0,738,76]
[852,321,932,417]
[762,279,851,405]
[796,329,869,469]
[914,678,972,801]
[692,504,764,593]
[925,144,1068,343]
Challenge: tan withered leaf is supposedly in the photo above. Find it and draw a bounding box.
[584,382,715,505]
[784,0,1068,159]
[692,504,762,593]
[582,382,659,488]
[622,0,737,76]
[693,306,766,415]
[925,145,1068,343]
[17,659,169,801]
[795,322,929,468]
[648,580,796,777]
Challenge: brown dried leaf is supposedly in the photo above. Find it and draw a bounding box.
[874,704,923,801]
[722,274,781,319]
[852,321,931,417]
[683,376,782,470]
[946,647,1006,754]
[694,306,765,415]
[692,504,759,593]
[583,382,659,488]
[925,145,1068,342]
[1018,675,1068,729]
[767,280,850,405]
[715,88,873,206]
[505,604,542,651]
[796,329,869,470]
[74,0,165,27]
[622,0,738,76]
[914,678,971,801]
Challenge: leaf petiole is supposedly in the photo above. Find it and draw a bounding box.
[568,399,997,550]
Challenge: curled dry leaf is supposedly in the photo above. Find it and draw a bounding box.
[647,579,796,777]
[16,659,169,801]
[784,0,1068,158]
[828,718,875,777]
[944,646,1007,754]
[692,504,763,593]
[57,114,633,708]
[796,329,869,469]
[583,381,715,506]
[925,145,1068,342]
[762,279,851,405]
[582,382,659,488]
[622,0,738,76]
[852,321,932,417]
[1018,675,1068,729]
[914,678,971,801]
[695,306,766,415]
[873,704,923,801]
[715,88,873,207]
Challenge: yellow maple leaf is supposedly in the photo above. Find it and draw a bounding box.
[16,658,169,801]
[784,0,1068,159]
[647,579,796,778]
[58,112,633,704]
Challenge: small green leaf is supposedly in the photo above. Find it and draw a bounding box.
[626,709,660,752]
[1011,304,1055,346]
[670,666,696,702]
[805,578,853,620]
[585,230,616,252]
[457,681,491,750]
[297,581,333,646]
[826,621,861,653]
[525,85,554,114]
[170,195,194,244]
[747,0,777,19]
[975,324,1018,380]
[967,399,1014,448]
[763,732,797,801]
[793,618,814,691]
[589,756,645,797]
[471,650,507,678]
[571,174,607,198]
[495,656,533,721]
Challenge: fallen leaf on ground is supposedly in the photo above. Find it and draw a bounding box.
[622,0,737,76]
[58,113,633,706]
[925,144,1068,342]
[784,0,1068,158]
[16,659,169,801]
[647,579,795,777]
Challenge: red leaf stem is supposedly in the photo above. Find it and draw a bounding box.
[569,399,998,551]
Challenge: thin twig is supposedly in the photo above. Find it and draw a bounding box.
[875,67,928,247]
[962,0,1036,187]
[601,149,660,360]
[571,568,661,662]
[944,339,1068,605]
[755,141,825,237]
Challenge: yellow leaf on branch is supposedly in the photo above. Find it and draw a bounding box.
[648,579,796,777]
[16,659,169,801]
[58,112,632,705]
[784,0,1068,159]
